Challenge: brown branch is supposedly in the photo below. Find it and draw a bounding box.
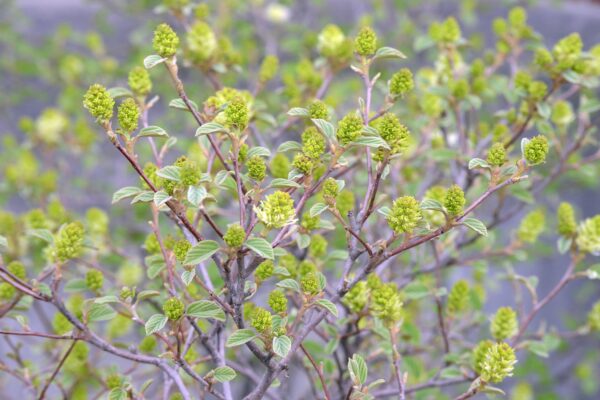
[38,339,78,400]
[300,343,331,400]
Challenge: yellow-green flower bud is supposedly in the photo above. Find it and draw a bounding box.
[224,96,249,131]
[447,279,469,315]
[479,342,517,384]
[179,159,201,186]
[370,282,403,325]
[247,155,267,181]
[268,290,288,314]
[473,340,494,374]
[298,260,317,277]
[139,335,157,353]
[336,112,363,145]
[336,190,355,217]
[292,153,314,175]
[376,113,410,154]
[255,191,296,229]
[144,233,161,254]
[444,185,465,217]
[118,98,139,133]
[128,66,152,96]
[83,84,114,121]
[153,23,179,58]
[322,178,339,203]
[389,68,414,96]
[422,93,442,118]
[52,313,73,334]
[342,280,369,313]
[487,143,507,167]
[163,297,185,321]
[534,48,553,68]
[576,215,600,254]
[86,270,104,292]
[259,55,279,83]
[551,100,574,126]
[491,306,518,340]
[223,224,245,248]
[300,272,320,295]
[173,239,191,263]
[255,260,274,282]
[423,186,447,228]
[557,202,577,237]
[388,196,421,234]
[430,17,461,43]
[523,135,549,165]
[302,127,326,159]
[553,33,582,71]
[187,21,217,63]
[308,100,329,120]
[318,24,346,58]
[301,213,320,231]
[508,7,527,28]
[517,209,545,243]
[270,153,290,179]
[54,222,85,262]
[7,261,26,280]
[251,307,272,333]
[588,301,600,331]
[527,80,547,101]
[309,234,327,258]
[0,283,15,300]
[450,79,470,100]
[354,26,377,56]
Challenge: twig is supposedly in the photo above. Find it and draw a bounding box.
[300,343,331,400]
[38,339,78,400]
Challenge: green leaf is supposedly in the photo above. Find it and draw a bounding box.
[226,329,257,347]
[64,279,87,292]
[377,206,391,218]
[348,354,368,386]
[247,146,271,158]
[169,98,198,113]
[468,158,490,170]
[287,107,310,117]
[87,303,117,322]
[212,366,237,382]
[112,186,143,203]
[156,166,181,182]
[145,314,168,335]
[245,238,274,260]
[107,87,133,99]
[374,46,407,60]
[420,199,444,211]
[187,300,226,321]
[557,237,572,255]
[143,55,165,69]
[138,126,169,138]
[153,190,171,207]
[187,185,208,207]
[181,269,195,286]
[310,203,329,217]
[196,122,226,136]
[94,295,119,304]
[311,119,335,142]
[403,282,430,300]
[269,178,301,189]
[461,217,488,236]
[276,279,301,293]
[27,229,54,243]
[146,255,166,279]
[108,388,128,400]
[353,136,390,150]
[296,234,310,249]
[277,141,303,153]
[361,125,379,136]
[131,191,154,204]
[272,335,292,358]
[314,299,338,317]
[586,264,600,280]
[137,290,161,302]
[184,240,220,265]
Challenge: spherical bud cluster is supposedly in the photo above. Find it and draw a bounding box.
[336,112,363,145]
[389,68,414,96]
[224,96,249,131]
[472,340,494,374]
[421,93,442,118]
[292,153,314,175]
[223,224,245,248]
[388,196,421,234]
[105,373,123,390]
[268,290,288,314]
[376,113,410,155]
[487,143,507,167]
[117,98,139,133]
[255,191,296,229]
[238,143,249,164]
[523,135,549,165]
[534,48,554,68]
[342,281,369,313]
[128,67,152,96]
[163,297,185,321]
[180,158,201,186]
[336,190,355,217]
[430,17,461,44]
[302,127,326,159]
[247,155,266,181]
[251,307,272,333]
[309,234,327,258]
[83,84,114,121]
[186,21,216,63]
[517,209,545,243]
[54,222,85,262]
[270,153,290,179]
[491,306,518,340]
[172,239,190,262]
[552,33,583,71]
[588,301,600,331]
[479,342,517,384]
[298,260,317,277]
[527,81,547,102]
[354,26,377,56]
[576,215,600,254]
[300,272,320,295]
[447,279,469,315]
[322,178,339,203]
[144,233,161,254]
[551,100,574,126]
[301,213,320,231]
[259,55,279,83]
[508,7,527,28]
[153,23,179,58]
[444,185,465,217]
[557,202,577,237]
[317,24,346,58]
[308,100,329,120]
[255,260,274,282]
[423,186,447,228]
[86,270,104,292]
[24,209,48,230]
[142,162,161,189]
[297,59,323,90]
[370,282,403,325]
[7,261,26,280]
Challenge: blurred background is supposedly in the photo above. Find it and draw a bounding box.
[1,0,600,398]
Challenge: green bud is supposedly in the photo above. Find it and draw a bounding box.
[389,68,414,96]
[83,84,114,122]
[270,153,290,179]
[308,100,329,120]
[487,143,507,167]
[117,98,139,133]
[105,373,124,390]
[553,33,582,71]
[557,202,577,237]
[318,24,346,58]
[422,93,442,117]
[292,153,314,175]
[430,17,461,43]
[354,26,378,56]
[255,191,296,229]
[224,96,249,131]
[301,213,320,231]
[473,340,494,374]
[163,297,185,321]
[444,185,465,217]
[153,23,179,58]
[173,240,191,263]
[336,112,363,145]
[255,260,274,282]
[388,196,421,234]
[7,261,26,280]
[301,127,326,159]
[54,222,85,262]
[588,301,600,331]
[479,342,517,384]
[551,100,574,126]
[268,290,288,314]
[238,143,249,163]
[300,272,320,295]
[139,335,157,353]
[128,66,152,96]
[336,190,355,217]
[309,234,327,258]
[144,233,161,254]
[508,7,527,28]
[223,224,245,248]
[523,135,549,165]
[0,283,15,300]
[423,186,447,228]
[517,209,545,243]
[247,155,267,181]
[491,306,518,340]
[534,48,553,68]
[342,280,369,313]
[450,79,470,100]
[376,113,410,155]
[187,21,217,63]
[370,282,403,325]
[251,307,272,333]
[259,55,279,83]
[298,260,317,277]
[527,80,547,101]
[322,178,339,203]
[576,215,600,254]
[179,159,201,186]
[447,279,469,315]
[86,270,104,292]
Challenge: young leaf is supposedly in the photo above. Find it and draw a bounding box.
[374,46,407,60]
[138,126,169,138]
[287,107,310,117]
[353,136,390,150]
[212,366,237,382]
[187,300,226,322]
[143,55,165,69]
[311,119,335,141]
[27,229,54,243]
[184,240,220,265]
[226,329,257,347]
[277,141,303,153]
[269,178,301,189]
[112,186,143,203]
[461,217,488,236]
[420,199,444,211]
[181,269,195,286]
[310,203,329,217]
[153,190,171,207]
[468,158,490,170]
[196,122,226,136]
[276,279,301,293]
[314,299,339,317]
[247,146,271,158]
[348,354,368,386]
[272,335,292,358]
[145,314,168,336]
[245,238,274,260]
[169,98,198,113]
[87,303,117,322]
[156,166,181,182]
[107,87,133,99]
